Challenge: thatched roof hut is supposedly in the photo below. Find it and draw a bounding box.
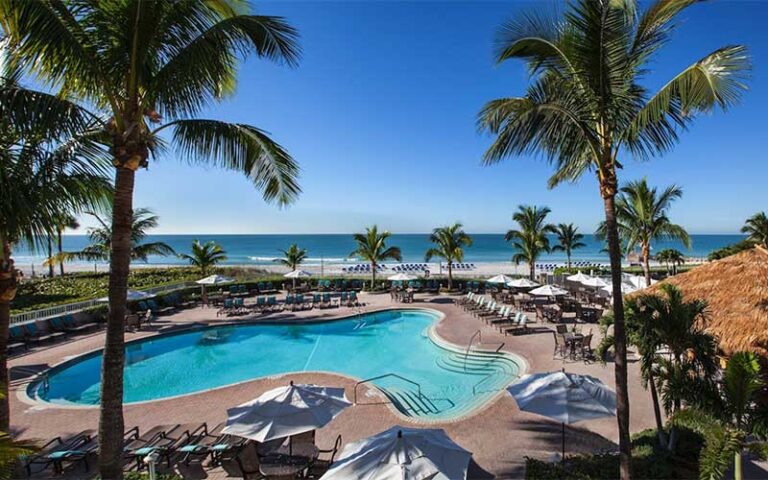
[638,246,768,356]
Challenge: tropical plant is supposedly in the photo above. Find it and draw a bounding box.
[424,223,472,290]
[178,240,227,276]
[708,239,755,262]
[53,214,79,276]
[551,223,585,269]
[349,226,402,288]
[673,352,768,480]
[655,248,685,275]
[1,3,302,475]
[505,205,555,280]
[477,1,748,471]
[597,179,690,288]
[275,244,308,289]
[741,212,768,249]
[61,208,175,264]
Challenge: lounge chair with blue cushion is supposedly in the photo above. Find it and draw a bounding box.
[147,299,175,316]
[62,314,98,333]
[217,299,234,317]
[24,432,94,476]
[123,425,183,470]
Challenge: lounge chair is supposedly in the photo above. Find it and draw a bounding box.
[505,314,529,335]
[147,299,175,316]
[349,291,359,306]
[62,315,98,333]
[476,301,499,319]
[9,325,31,351]
[24,432,94,476]
[255,297,266,312]
[47,317,72,337]
[123,425,183,470]
[266,296,279,311]
[493,311,522,332]
[485,306,510,324]
[217,299,235,317]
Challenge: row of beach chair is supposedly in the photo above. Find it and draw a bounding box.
[456,293,532,335]
[9,314,99,352]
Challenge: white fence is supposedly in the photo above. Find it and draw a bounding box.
[10,281,197,326]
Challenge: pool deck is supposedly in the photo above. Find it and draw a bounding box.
[9,292,659,479]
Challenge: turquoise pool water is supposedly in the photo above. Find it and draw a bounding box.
[30,309,522,420]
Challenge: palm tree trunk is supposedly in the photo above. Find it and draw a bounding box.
[642,243,652,289]
[648,371,667,447]
[529,260,535,280]
[0,237,14,431]
[567,252,572,269]
[602,191,632,480]
[371,262,376,289]
[98,167,134,480]
[57,228,65,276]
[447,262,453,290]
[47,236,54,277]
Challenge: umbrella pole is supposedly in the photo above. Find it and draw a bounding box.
[562,422,565,463]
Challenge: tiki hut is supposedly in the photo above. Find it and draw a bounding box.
[639,245,768,357]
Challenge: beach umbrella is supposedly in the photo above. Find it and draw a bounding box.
[602,282,637,295]
[528,285,568,297]
[487,274,515,285]
[98,289,155,303]
[222,382,351,443]
[284,269,312,290]
[507,278,540,288]
[507,370,616,460]
[566,271,591,283]
[195,274,235,285]
[581,277,608,288]
[319,425,472,480]
[387,273,417,282]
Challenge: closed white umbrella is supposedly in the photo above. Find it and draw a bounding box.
[486,274,514,284]
[528,285,568,297]
[566,272,591,283]
[222,382,351,443]
[320,426,472,480]
[195,274,235,285]
[602,282,637,295]
[98,289,155,302]
[507,371,616,460]
[625,274,656,289]
[581,277,608,288]
[284,270,312,279]
[387,273,417,282]
[507,278,540,288]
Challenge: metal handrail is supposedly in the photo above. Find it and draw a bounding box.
[353,373,423,404]
[464,330,482,372]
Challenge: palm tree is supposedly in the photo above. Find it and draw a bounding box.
[655,248,685,275]
[478,2,748,473]
[350,226,402,288]
[62,208,175,263]
[551,223,585,269]
[54,214,79,276]
[178,240,227,276]
[505,205,555,280]
[741,212,768,248]
[275,244,308,289]
[424,223,472,290]
[597,179,690,288]
[1,4,302,475]
[673,352,768,480]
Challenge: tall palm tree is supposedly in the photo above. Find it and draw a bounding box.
[478,1,748,472]
[655,248,685,275]
[551,223,585,269]
[674,352,768,480]
[505,205,555,280]
[424,223,472,290]
[741,212,768,249]
[597,179,690,288]
[350,226,402,288]
[275,244,308,289]
[61,208,175,263]
[178,240,227,276]
[54,213,79,276]
[1,3,302,476]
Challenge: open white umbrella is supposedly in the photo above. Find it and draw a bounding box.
[625,274,656,290]
[284,270,312,279]
[98,289,155,302]
[222,382,351,443]
[507,278,540,288]
[581,277,608,288]
[195,274,235,285]
[320,425,472,480]
[566,271,591,283]
[387,273,417,282]
[528,285,568,297]
[602,282,637,295]
[487,274,515,284]
[507,370,616,460]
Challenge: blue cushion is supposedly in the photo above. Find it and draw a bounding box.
[133,447,156,456]
[211,444,230,451]
[47,450,82,459]
[179,445,203,453]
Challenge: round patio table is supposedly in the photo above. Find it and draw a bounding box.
[259,444,319,478]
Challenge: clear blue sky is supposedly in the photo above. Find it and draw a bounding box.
[82,0,768,235]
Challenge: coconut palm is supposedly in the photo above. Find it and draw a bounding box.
[1,3,302,475]
[673,352,768,480]
[61,208,175,263]
[350,226,402,288]
[597,179,690,287]
[478,1,748,472]
[656,248,685,275]
[275,244,308,289]
[178,240,227,276]
[741,212,768,249]
[551,223,585,269]
[53,214,79,276]
[424,223,472,290]
[505,205,555,280]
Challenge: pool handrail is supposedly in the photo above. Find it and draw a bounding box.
[353,373,423,404]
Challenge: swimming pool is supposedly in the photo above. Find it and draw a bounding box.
[29,309,523,420]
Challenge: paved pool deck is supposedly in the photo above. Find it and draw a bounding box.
[9,291,659,479]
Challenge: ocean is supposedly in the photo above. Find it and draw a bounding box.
[11,234,743,269]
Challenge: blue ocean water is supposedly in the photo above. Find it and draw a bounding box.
[12,233,742,268]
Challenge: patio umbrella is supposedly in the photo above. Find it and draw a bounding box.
[507,278,540,288]
[487,274,515,284]
[566,271,591,283]
[528,285,568,297]
[222,382,351,443]
[284,269,312,290]
[98,289,155,302]
[581,277,608,289]
[387,273,417,281]
[602,282,637,295]
[319,425,472,480]
[625,274,656,290]
[507,370,616,460]
[195,274,235,285]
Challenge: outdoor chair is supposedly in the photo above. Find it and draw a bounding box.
[25,432,94,476]
[305,434,342,479]
[553,332,568,359]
